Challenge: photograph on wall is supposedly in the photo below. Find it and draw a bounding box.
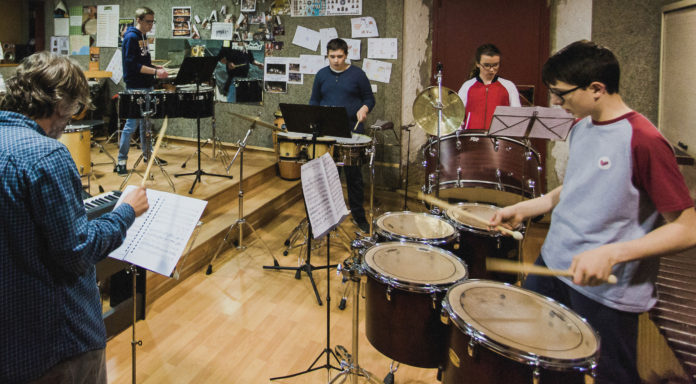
[241,0,257,13]
[172,7,192,38]
[287,60,302,84]
[264,81,287,93]
[118,18,134,47]
[214,41,264,104]
[82,6,97,37]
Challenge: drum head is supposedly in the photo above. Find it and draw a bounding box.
[333,133,372,145]
[363,242,467,291]
[445,202,499,233]
[376,212,456,242]
[444,280,599,367]
[63,125,91,133]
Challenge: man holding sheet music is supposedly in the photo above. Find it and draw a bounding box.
[0,52,149,383]
[489,41,696,384]
[310,38,375,233]
[458,44,520,130]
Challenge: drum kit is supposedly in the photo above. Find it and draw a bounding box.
[321,80,601,383]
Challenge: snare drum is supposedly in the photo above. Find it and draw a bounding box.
[176,85,214,118]
[444,202,521,282]
[59,125,91,176]
[374,211,458,248]
[441,280,599,384]
[363,242,468,368]
[118,90,177,119]
[333,133,372,166]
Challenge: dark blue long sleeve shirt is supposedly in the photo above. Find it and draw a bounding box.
[122,26,154,89]
[0,111,135,383]
[309,65,375,132]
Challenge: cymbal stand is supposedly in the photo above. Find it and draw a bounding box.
[401,123,414,210]
[270,233,342,381]
[263,127,337,306]
[207,121,279,274]
[120,95,176,192]
[331,249,383,384]
[434,62,444,201]
[174,80,234,194]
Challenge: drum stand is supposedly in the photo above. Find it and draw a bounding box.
[180,103,231,169]
[174,82,234,194]
[331,251,383,384]
[119,97,176,193]
[206,121,279,274]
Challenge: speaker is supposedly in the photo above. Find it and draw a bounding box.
[1,43,15,63]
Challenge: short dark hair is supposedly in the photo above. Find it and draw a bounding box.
[542,40,620,94]
[135,7,154,21]
[326,38,348,55]
[0,51,90,119]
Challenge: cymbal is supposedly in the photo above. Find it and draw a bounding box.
[412,86,465,136]
[231,112,278,130]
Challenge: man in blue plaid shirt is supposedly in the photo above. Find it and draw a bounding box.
[0,52,149,383]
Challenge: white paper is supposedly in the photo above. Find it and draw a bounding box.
[69,35,90,55]
[326,0,362,16]
[54,18,70,36]
[299,54,325,74]
[292,25,321,51]
[362,58,391,83]
[50,36,70,56]
[351,16,378,38]
[110,186,207,276]
[211,22,234,40]
[337,38,359,61]
[70,15,82,27]
[301,153,348,239]
[319,27,338,56]
[367,37,397,59]
[96,5,119,47]
[105,48,123,84]
[371,84,377,93]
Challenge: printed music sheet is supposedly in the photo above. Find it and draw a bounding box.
[301,153,349,239]
[109,186,207,276]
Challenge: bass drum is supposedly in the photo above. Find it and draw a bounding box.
[363,242,468,368]
[423,131,542,206]
[441,280,599,384]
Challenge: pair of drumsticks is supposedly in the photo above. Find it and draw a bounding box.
[418,192,617,284]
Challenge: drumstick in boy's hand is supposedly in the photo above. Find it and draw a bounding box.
[418,192,523,240]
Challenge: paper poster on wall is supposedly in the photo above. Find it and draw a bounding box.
[68,6,82,35]
[54,18,69,36]
[172,7,192,38]
[82,6,98,36]
[290,0,361,16]
[96,5,119,48]
[367,38,397,59]
[292,26,321,51]
[106,49,123,84]
[326,0,361,15]
[118,18,134,47]
[264,57,289,82]
[211,22,234,40]
[70,35,90,55]
[50,36,70,56]
[362,58,391,83]
[299,54,325,74]
[344,38,361,60]
[319,28,338,56]
[351,16,378,38]
[288,59,302,84]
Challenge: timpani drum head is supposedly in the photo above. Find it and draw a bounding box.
[363,242,468,292]
[444,280,599,368]
[375,212,457,244]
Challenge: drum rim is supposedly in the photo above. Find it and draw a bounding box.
[375,211,458,244]
[442,279,600,371]
[63,125,91,133]
[362,241,468,293]
[423,132,541,160]
[334,133,372,145]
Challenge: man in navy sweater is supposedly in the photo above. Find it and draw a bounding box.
[117,6,168,175]
[310,38,375,233]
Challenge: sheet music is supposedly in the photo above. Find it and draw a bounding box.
[301,153,348,239]
[109,186,207,276]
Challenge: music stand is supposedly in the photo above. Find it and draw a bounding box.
[266,104,349,382]
[173,56,234,194]
[488,105,574,140]
[263,103,350,305]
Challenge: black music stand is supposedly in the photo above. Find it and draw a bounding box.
[174,56,234,194]
[266,103,349,382]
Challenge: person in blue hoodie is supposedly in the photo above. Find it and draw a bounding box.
[116,6,168,175]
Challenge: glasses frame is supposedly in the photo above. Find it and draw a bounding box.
[478,62,500,70]
[549,85,583,103]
